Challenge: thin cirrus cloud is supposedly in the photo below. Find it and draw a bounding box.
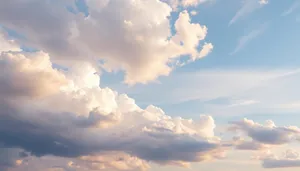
[229,0,269,26]
[230,23,268,55]
[281,1,300,16]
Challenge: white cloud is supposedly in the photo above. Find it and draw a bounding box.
[0,51,68,99]
[0,0,213,85]
[259,0,268,5]
[0,39,224,170]
[190,10,198,16]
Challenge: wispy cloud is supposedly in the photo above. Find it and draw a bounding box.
[281,1,300,16]
[229,0,268,26]
[230,23,268,55]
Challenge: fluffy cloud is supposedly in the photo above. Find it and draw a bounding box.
[229,119,300,145]
[0,51,68,98]
[0,0,212,85]
[0,37,222,170]
[257,150,300,168]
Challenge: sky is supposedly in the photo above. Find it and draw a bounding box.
[1,0,300,171]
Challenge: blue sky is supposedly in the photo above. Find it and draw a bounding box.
[1,0,300,171]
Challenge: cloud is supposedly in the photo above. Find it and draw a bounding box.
[190,10,198,16]
[281,1,300,16]
[232,136,269,151]
[230,23,268,55]
[229,0,268,26]
[259,0,268,5]
[0,30,21,52]
[0,0,213,85]
[229,119,300,145]
[259,150,300,168]
[0,38,224,170]
[0,51,68,98]
[162,0,212,9]
[0,147,28,171]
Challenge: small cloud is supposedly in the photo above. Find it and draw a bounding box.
[190,10,198,16]
[229,0,268,26]
[259,0,269,5]
[230,23,268,55]
[281,1,300,16]
[229,118,300,145]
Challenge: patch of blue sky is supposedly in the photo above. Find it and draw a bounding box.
[177,0,300,72]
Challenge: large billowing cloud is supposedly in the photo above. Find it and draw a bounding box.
[0,33,222,170]
[0,0,213,84]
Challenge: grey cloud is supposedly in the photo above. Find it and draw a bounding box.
[0,0,84,62]
[235,141,267,151]
[261,150,300,168]
[263,159,300,168]
[230,119,300,145]
[0,100,222,162]
[0,147,27,171]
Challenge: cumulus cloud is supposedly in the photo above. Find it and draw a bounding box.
[229,119,300,145]
[258,150,300,168]
[0,36,222,170]
[0,0,213,85]
[0,51,68,98]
